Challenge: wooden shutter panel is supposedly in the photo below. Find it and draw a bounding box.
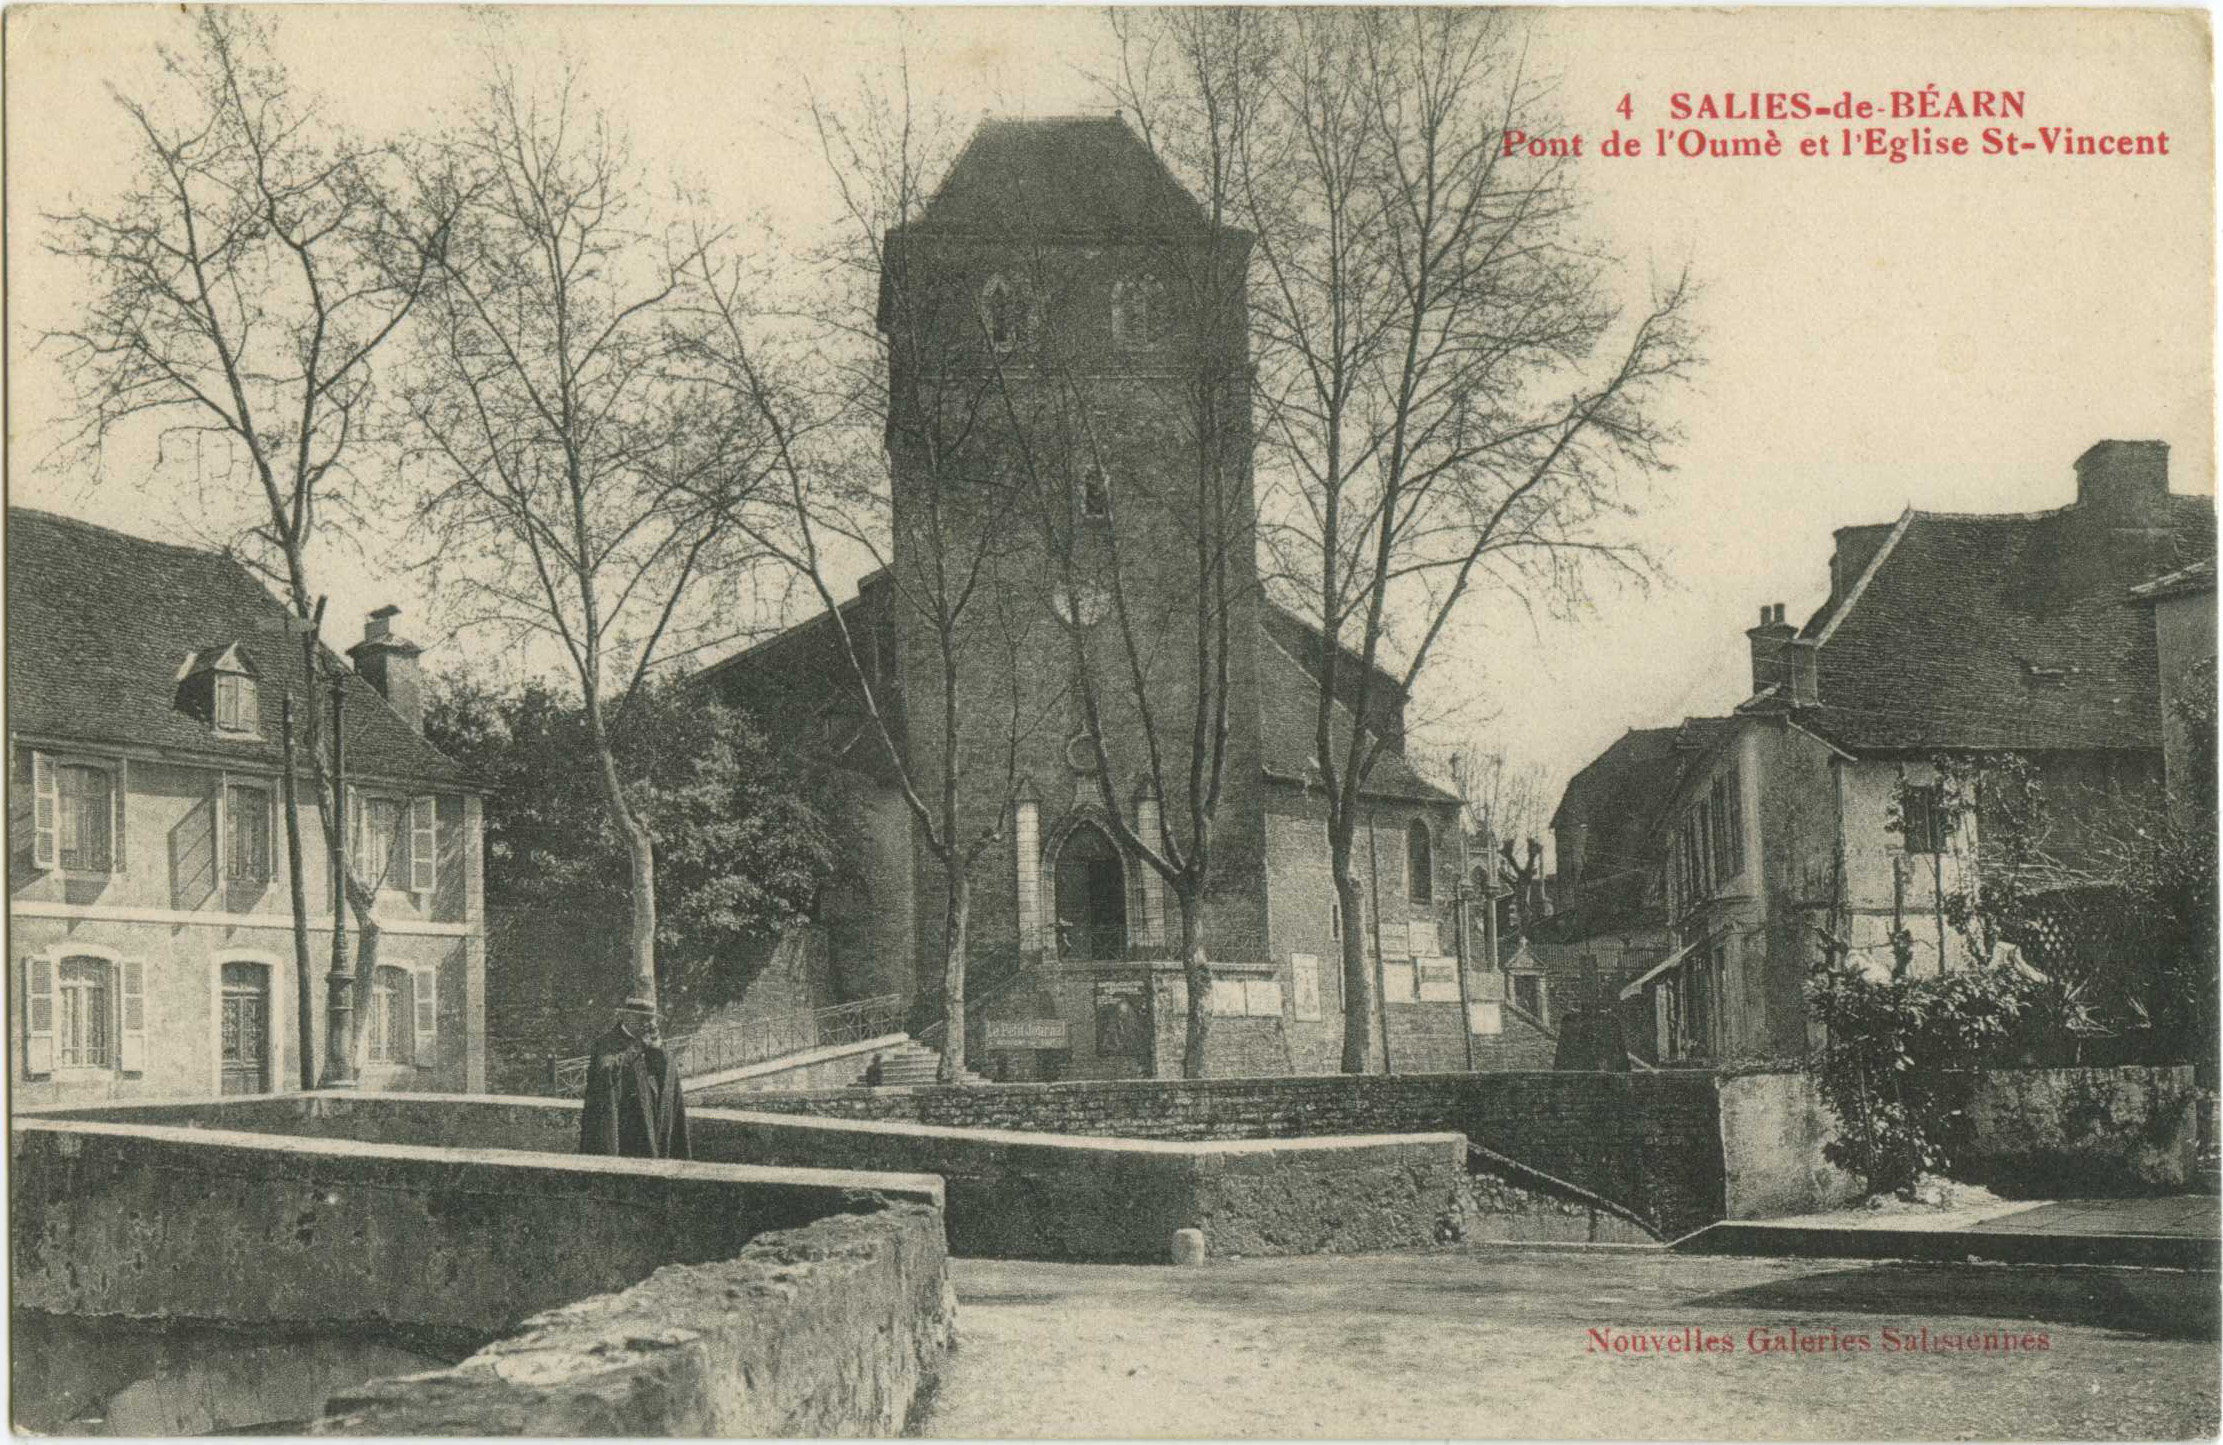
[112,759,129,875]
[118,958,146,1072]
[346,787,363,883]
[25,955,54,1074]
[410,796,437,892]
[414,963,438,1066]
[31,752,58,870]
[211,773,228,883]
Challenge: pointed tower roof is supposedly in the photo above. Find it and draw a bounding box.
[903,115,1214,239]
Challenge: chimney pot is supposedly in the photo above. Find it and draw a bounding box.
[1745,602,1796,695]
[348,607,426,733]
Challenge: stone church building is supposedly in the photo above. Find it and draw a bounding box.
[703,117,1543,1079]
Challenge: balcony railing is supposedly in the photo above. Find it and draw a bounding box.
[548,992,907,1097]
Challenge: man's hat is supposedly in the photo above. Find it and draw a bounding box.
[617,995,658,1015]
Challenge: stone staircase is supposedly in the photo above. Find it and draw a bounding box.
[854,1039,986,1088]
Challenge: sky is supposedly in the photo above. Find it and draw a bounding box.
[8,6,2214,850]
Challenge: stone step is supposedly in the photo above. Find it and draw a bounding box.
[853,1040,985,1087]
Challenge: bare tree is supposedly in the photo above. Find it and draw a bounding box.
[681,82,1055,1082]
[42,10,458,1084]
[1119,8,1699,1072]
[398,67,771,1016]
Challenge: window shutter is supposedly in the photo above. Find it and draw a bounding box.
[212,774,228,883]
[31,752,57,869]
[118,958,145,1072]
[414,963,438,1066]
[346,787,363,881]
[25,955,54,1074]
[112,759,129,874]
[411,796,437,892]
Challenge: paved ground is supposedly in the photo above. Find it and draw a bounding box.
[1984,1196,2221,1236]
[919,1248,2219,1440]
[1756,1194,2219,1237]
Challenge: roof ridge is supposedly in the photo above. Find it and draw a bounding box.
[1814,506,1916,646]
[9,505,239,562]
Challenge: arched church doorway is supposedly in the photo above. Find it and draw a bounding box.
[1053,821,1127,961]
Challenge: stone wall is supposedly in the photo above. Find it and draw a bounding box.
[1712,1065,2203,1218]
[315,1206,952,1439]
[694,1109,1470,1261]
[24,1092,1472,1263]
[10,1115,941,1338]
[1964,1064,2202,1194]
[1715,1069,1864,1219]
[732,1070,1727,1237]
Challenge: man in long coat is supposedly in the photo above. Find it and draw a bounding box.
[579,997,690,1159]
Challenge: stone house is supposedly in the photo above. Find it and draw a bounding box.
[1622,441,2214,1064]
[2129,556,2217,823]
[1539,718,1733,1064]
[701,117,1521,1079]
[8,509,487,1104]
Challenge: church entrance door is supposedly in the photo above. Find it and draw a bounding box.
[1054,822,1127,960]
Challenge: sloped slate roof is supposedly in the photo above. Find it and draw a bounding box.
[903,116,1212,237]
[1541,718,1735,940]
[1796,495,2214,754]
[7,508,466,785]
[1257,627,1457,806]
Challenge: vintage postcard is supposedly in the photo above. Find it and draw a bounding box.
[5,4,2217,1439]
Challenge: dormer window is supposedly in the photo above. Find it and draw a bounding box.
[981,275,1036,353]
[179,642,261,738]
[216,674,256,733]
[1111,274,1166,350]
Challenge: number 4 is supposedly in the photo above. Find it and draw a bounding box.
[1616,93,1634,120]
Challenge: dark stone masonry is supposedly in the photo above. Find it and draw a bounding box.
[731,1070,1728,1238]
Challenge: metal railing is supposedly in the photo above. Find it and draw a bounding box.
[548,992,907,1096]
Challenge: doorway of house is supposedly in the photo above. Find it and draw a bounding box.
[219,961,270,1095]
[1054,823,1127,961]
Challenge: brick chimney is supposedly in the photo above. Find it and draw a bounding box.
[2074,440,2170,525]
[1746,602,1795,694]
[348,605,425,732]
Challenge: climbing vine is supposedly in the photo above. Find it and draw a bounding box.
[1806,956,2037,1193]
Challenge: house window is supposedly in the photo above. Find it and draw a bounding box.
[981,275,1033,353]
[56,956,113,1069]
[1406,821,1434,903]
[367,965,412,1065]
[58,763,114,872]
[1900,784,1950,855]
[1111,275,1166,349]
[1079,466,1112,520]
[226,784,272,883]
[214,674,257,734]
[363,797,405,887]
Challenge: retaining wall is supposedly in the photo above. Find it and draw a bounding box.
[722,1070,1727,1237]
[1705,1065,2204,1218]
[9,1115,941,1338]
[1965,1064,2203,1194]
[315,1205,953,1438]
[24,1092,1470,1262]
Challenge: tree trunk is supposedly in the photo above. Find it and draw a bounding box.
[349,914,381,1073]
[1335,865,1373,1073]
[281,699,316,1091]
[589,719,659,1011]
[938,872,969,1083]
[1178,888,1212,1079]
